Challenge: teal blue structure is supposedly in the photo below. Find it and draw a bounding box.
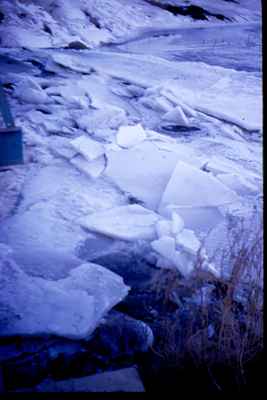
[0,82,23,167]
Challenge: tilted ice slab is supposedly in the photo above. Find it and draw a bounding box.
[159,160,240,232]
[162,105,190,127]
[116,124,147,148]
[105,142,179,210]
[0,244,129,339]
[79,205,160,241]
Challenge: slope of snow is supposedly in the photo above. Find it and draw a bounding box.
[0,0,261,48]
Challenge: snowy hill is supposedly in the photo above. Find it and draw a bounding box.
[0,0,261,48]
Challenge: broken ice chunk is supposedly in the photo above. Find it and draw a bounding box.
[140,95,173,113]
[79,205,160,241]
[176,229,201,255]
[156,220,172,238]
[178,101,197,118]
[77,106,127,134]
[166,204,224,233]
[16,86,52,104]
[116,124,147,148]
[71,155,106,179]
[70,136,105,162]
[171,212,184,235]
[105,142,179,210]
[0,246,129,339]
[172,251,195,277]
[162,106,189,127]
[151,236,176,261]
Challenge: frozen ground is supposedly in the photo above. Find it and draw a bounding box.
[0,0,263,340]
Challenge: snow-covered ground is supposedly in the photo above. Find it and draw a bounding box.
[0,0,262,341]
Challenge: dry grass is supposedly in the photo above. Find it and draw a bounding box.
[149,212,263,390]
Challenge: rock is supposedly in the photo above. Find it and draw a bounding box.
[116,124,147,148]
[70,136,105,162]
[35,367,145,392]
[1,310,151,391]
[2,344,53,391]
[79,205,160,241]
[0,337,56,363]
[66,40,88,49]
[1,336,91,390]
[0,245,129,339]
[105,142,179,210]
[158,160,240,232]
[87,311,154,359]
[162,105,189,127]
[90,242,157,289]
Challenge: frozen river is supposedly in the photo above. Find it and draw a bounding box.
[0,20,262,281]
